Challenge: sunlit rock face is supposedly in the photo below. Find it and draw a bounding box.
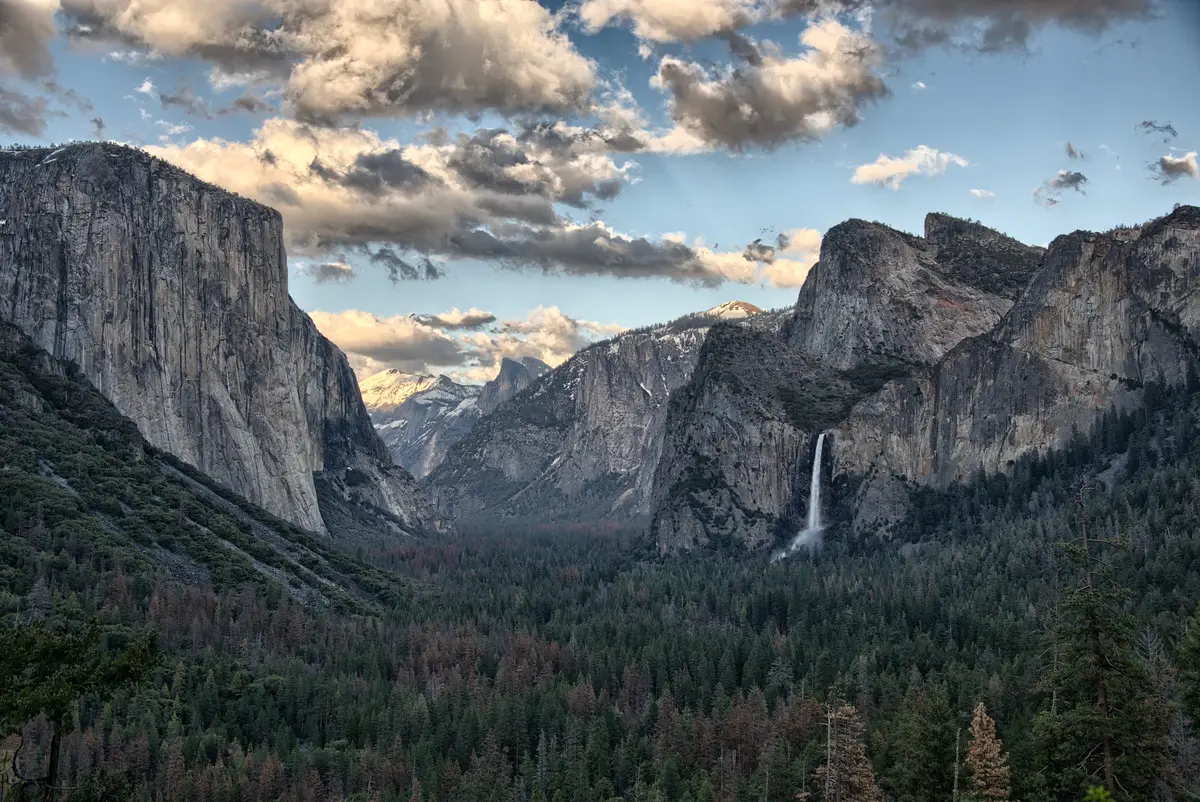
[0,143,448,537]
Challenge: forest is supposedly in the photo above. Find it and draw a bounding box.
[2,325,1200,801]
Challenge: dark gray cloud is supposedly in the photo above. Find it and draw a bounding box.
[295,260,357,284]
[805,0,1155,53]
[1034,169,1090,206]
[1065,141,1086,160]
[716,29,764,66]
[443,223,727,285]
[218,94,273,115]
[369,247,444,282]
[342,150,439,196]
[412,310,498,329]
[742,238,777,264]
[0,84,49,135]
[0,0,58,79]
[160,87,212,118]
[90,116,106,138]
[1138,120,1178,141]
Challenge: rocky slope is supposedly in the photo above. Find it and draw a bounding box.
[361,357,548,479]
[651,214,1045,550]
[0,143,447,538]
[652,208,1199,551]
[425,307,790,523]
[832,207,1200,533]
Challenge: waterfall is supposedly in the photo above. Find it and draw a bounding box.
[806,432,826,532]
[772,432,827,562]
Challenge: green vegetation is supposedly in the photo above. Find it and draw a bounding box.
[3,321,1200,800]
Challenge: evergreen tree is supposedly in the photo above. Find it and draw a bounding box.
[1181,604,1200,726]
[1030,492,1170,800]
[965,702,1010,801]
[812,704,880,802]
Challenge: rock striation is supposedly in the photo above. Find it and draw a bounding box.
[0,143,447,537]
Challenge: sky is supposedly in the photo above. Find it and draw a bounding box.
[2,0,1198,383]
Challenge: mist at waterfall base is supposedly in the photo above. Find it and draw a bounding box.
[771,433,827,563]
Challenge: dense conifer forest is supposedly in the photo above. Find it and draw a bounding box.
[3,327,1200,800]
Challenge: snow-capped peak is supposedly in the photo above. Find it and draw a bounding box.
[705,301,764,320]
[358,369,442,410]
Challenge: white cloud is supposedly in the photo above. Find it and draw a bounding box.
[852,145,968,190]
[970,188,995,199]
[135,77,156,96]
[63,0,598,122]
[310,305,627,380]
[911,80,927,90]
[1151,152,1198,183]
[651,19,888,151]
[578,0,758,42]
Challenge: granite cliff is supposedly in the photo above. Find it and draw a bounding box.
[650,207,1199,550]
[0,143,447,538]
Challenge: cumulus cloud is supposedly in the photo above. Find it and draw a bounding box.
[148,118,791,286]
[578,0,759,43]
[752,227,823,287]
[294,260,356,284]
[970,188,995,199]
[851,145,968,189]
[60,0,598,123]
[1150,152,1198,184]
[0,84,50,135]
[1033,169,1089,206]
[134,77,155,96]
[90,115,106,137]
[0,0,58,79]
[312,305,626,380]
[652,18,888,151]
[309,309,467,371]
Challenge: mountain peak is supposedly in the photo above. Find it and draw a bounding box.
[705,301,764,320]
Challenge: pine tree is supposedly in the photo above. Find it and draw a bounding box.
[813,703,880,802]
[1181,604,1200,726]
[1030,490,1170,800]
[965,702,1010,801]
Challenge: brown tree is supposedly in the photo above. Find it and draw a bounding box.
[812,703,880,802]
[966,702,1011,801]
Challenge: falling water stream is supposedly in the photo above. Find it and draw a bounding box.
[771,432,826,562]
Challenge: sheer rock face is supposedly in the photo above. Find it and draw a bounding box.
[0,143,447,536]
[832,208,1200,490]
[784,217,1042,370]
[477,357,550,415]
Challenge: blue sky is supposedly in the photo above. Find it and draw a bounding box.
[2,0,1198,381]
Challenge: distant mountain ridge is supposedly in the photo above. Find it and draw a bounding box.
[362,356,550,478]
[424,305,793,523]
